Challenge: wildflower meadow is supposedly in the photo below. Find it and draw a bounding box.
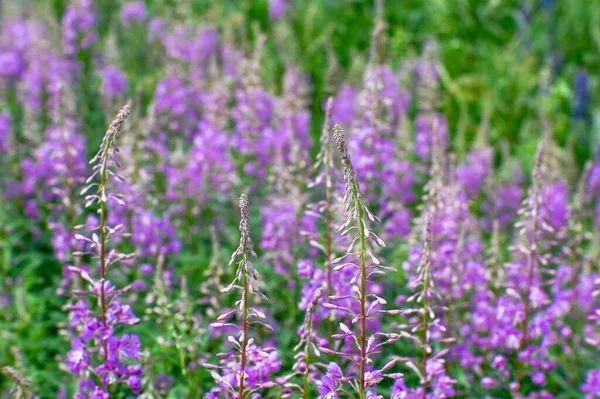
[1,0,600,398]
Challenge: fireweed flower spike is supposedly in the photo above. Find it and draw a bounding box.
[280,286,325,399]
[322,125,401,398]
[515,139,546,353]
[495,137,558,393]
[204,194,279,399]
[563,162,593,281]
[67,104,142,397]
[416,213,435,396]
[2,366,33,399]
[396,212,456,398]
[199,226,227,315]
[307,97,336,295]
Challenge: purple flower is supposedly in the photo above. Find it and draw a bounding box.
[20,51,73,112]
[130,210,181,258]
[0,49,24,79]
[481,376,495,389]
[269,0,287,21]
[127,375,141,394]
[366,390,380,399]
[67,339,89,374]
[390,379,410,399]
[196,27,219,61]
[365,370,383,388]
[148,17,165,41]
[573,69,590,119]
[540,180,569,232]
[89,387,109,399]
[0,112,10,153]
[119,334,141,361]
[326,362,343,383]
[331,84,357,126]
[596,201,600,232]
[108,302,140,326]
[120,1,146,24]
[456,148,494,197]
[415,113,448,162]
[140,263,153,274]
[532,371,546,386]
[69,300,90,326]
[260,199,316,278]
[101,66,128,99]
[62,0,98,56]
[492,355,506,370]
[153,75,199,137]
[582,369,600,398]
[318,375,339,399]
[297,258,314,279]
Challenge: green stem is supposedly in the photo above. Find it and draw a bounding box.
[99,135,114,362]
[351,179,367,399]
[325,146,334,297]
[238,252,249,399]
[302,316,313,399]
[325,156,335,342]
[421,272,429,398]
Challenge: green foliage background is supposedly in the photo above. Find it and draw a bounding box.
[37,0,600,164]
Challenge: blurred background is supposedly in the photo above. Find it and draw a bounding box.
[19,0,600,166]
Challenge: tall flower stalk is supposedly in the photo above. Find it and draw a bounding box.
[300,287,324,399]
[2,366,32,399]
[321,125,401,399]
[204,194,278,399]
[505,137,557,392]
[280,286,324,399]
[237,194,251,399]
[516,139,545,354]
[67,104,142,397]
[391,213,455,398]
[411,212,455,397]
[307,97,335,296]
[94,106,129,334]
[418,214,433,397]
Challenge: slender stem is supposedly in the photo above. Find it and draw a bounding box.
[352,180,367,398]
[302,316,313,399]
[419,215,433,399]
[517,180,540,384]
[238,253,249,399]
[99,135,114,361]
[421,272,430,399]
[520,229,537,350]
[1,227,8,296]
[325,147,333,297]
[100,200,108,325]
[325,147,335,342]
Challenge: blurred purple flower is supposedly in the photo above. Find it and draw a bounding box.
[269,0,287,21]
[0,49,24,79]
[120,1,147,25]
[0,112,10,153]
[582,369,600,398]
[101,65,128,99]
[62,0,98,57]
